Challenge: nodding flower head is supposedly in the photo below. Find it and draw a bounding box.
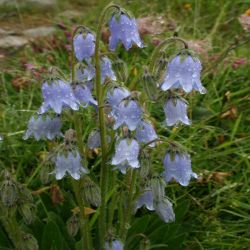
[135,120,158,147]
[112,100,142,131]
[164,97,190,126]
[154,197,175,223]
[161,54,206,94]
[111,138,140,171]
[109,13,143,51]
[73,32,95,61]
[39,80,79,114]
[23,115,63,141]
[105,240,124,250]
[107,86,131,108]
[162,152,197,186]
[76,57,116,84]
[53,150,89,180]
[74,84,97,107]
[135,189,154,211]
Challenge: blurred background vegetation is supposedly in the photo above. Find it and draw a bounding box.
[0,0,249,249]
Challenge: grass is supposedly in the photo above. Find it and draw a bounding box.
[0,0,250,249]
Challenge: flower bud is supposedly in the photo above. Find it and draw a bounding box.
[112,58,128,82]
[67,214,80,237]
[151,178,166,201]
[141,69,159,101]
[81,176,101,207]
[21,232,38,250]
[19,203,35,224]
[0,180,18,207]
[139,238,150,250]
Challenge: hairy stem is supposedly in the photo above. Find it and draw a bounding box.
[94,3,120,249]
[149,37,188,73]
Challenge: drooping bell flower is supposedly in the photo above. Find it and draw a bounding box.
[76,57,116,84]
[39,80,79,114]
[74,85,97,107]
[73,33,95,61]
[162,152,197,186]
[87,130,111,149]
[112,100,142,131]
[109,13,143,51]
[111,138,140,169]
[164,97,190,126]
[135,120,158,147]
[53,150,89,180]
[161,55,206,94]
[107,87,131,108]
[23,115,63,140]
[154,197,175,223]
[105,240,124,250]
[135,190,154,211]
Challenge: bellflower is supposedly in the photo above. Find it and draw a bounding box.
[112,100,142,131]
[107,87,130,108]
[109,14,143,51]
[105,240,124,250]
[111,139,140,169]
[23,115,63,141]
[54,151,89,180]
[164,97,190,126]
[135,120,158,147]
[76,57,116,84]
[154,197,175,223]
[161,55,206,94]
[135,190,154,211]
[73,33,95,61]
[74,85,97,107]
[162,152,197,186]
[87,130,101,149]
[39,80,79,114]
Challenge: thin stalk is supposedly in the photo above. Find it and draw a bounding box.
[119,169,137,241]
[149,37,188,73]
[94,3,120,249]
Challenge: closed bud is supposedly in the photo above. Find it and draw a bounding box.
[81,176,101,207]
[139,238,150,250]
[151,178,166,201]
[19,203,35,224]
[39,164,52,184]
[17,183,33,203]
[112,59,128,82]
[0,180,18,207]
[21,232,38,250]
[141,69,159,101]
[139,154,151,180]
[67,214,80,237]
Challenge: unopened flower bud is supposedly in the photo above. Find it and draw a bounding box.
[141,69,159,101]
[67,214,80,237]
[151,178,166,201]
[112,58,128,82]
[19,203,35,224]
[21,232,38,250]
[139,238,150,250]
[81,176,101,207]
[64,129,77,145]
[0,180,18,207]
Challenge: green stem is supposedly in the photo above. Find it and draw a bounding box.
[149,37,188,73]
[94,3,120,249]
[119,169,137,241]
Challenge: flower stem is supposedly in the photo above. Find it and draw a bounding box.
[119,169,137,241]
[149,37,188,73]
[94,3,120,249]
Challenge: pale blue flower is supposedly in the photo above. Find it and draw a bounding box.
[135,120,158,147]
[23,115,63,141]
[164,98,190,126]
[162,152,197,186]
[107,87,131,108]
[112,100,142,131]
[135,190,154,211]
[111,139,140,169]
[73,33,95,61]
[39,80,79,114]
[161,55,206,94]
[54,151,89,180]
[109,14,143,51]
[154,197,175,223]
[74,85,97,107]
[105,240,124,250]
[87,130,101,149]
